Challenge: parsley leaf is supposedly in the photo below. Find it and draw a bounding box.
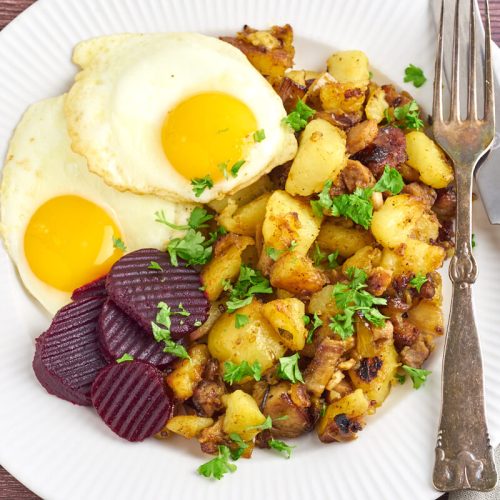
[472,233,476,248]
[155,206,214,231]
[163,341,190,359]
[116,353,134,363]
[266,246,284,261]
[306,312,323,343]
[148,261,163,271]
[393,100,424,130]
[409,273,428,293]
[167,229,212,267]
[282,99,316,132]
[373,165,404,194]
[112,236,126,252]
[197,445,237,480]
[230,160,245,178]
[331,188,373,229]
[247,415,273,432]
[327,251,339,269]
[191,175,214,197]
[320,402,327,417]
[277,353,304,383]
[223,360,262,385]
[218,162,229,180]
[235,313,249,329]
[395,373,406,384]
[176,303,190,317]
[151,302,190,360]
[312,243,326,266]
[229,433,248,460]
[404,64,427,88]
[253,129,266,142]
[402,365,431,389]
[302,315,310,326]
[268,439,295,459]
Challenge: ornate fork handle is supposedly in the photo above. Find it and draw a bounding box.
[433,163,497,491]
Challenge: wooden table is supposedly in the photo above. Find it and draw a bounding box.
[1,0,500,498]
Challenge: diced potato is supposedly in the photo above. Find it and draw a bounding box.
[405,131,454,189]
[349,340,399,407]
[316,221,375,258]
[285,119,347,196]
[327,50,370,83]
[217,193,271,236]
[355,319,377,358]
[307,285,340,317]
[371,194,426,248]
[380,239,445,276]
[319,81,368,115]
[317,389,370,442]
[365,87,389,123]
[262,298,308,350]
[270,253,326,295]
[201,234,254,301]
[208,300,286,372]
[412,211,440,243]
[285,69,322,86]
[165,344,210,400]
[166,416,214,439]
[341,246,382,274]
[262,190,320,255]
[222,390,267,441]
[407,300,444,337]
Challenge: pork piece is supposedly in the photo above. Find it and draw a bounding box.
[261,382,312,438]
[33,295,107,406]
[398,163,421,182]
[192,380,226,418]
[366,267,392,297]
[91,361,174,442]
[269,161,292,190]
[402,182,437,207]
[346,120,379,155]
[276,77,306,112]
[71,276,107,301]
[318,413,365,443]
[381,84,413,108]
[341,160,376,192]
[433,187,457,220]
[303,338,345,398]
[400,339,430,368]
[315,110,362,130]
[352,126,407,178]
[392,315,420,351]
[198,416,231,455]
[106,248,209,339]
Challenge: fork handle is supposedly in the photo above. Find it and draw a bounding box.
[433,165,497,492]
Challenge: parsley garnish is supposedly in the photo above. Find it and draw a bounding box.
[155,206,214,231]
[218,162,229,179]
[402,365,431,389]
[246,415,288,432]
[253,129,266,142]
[194,320,202,327]
[327,251,339,269]
[329,267,388,339]
[409,273,428,293]
[112,236,126,252]
[167,229,212,267]
[277,353,304,383]
[225,265,273,313]
[282,99,316,132]
[176,303,190,316]
[472,233,476,248]
[266,246,284,261]
[229,433,249,460]
[151,302,190,360]
[197,445,237,480]
[148,261,163,271]
[305,312,323,343]
[312,243,326,266]
[223,360,262,385]
[230,160,245,178]
[395,373,406,385]
[393,100,424,130]
[235,313,249,329]
[268,439,295,459]
[116,353,134,363]
[404,64,427,88]
[373,165,404,194]
[191,175,214,197]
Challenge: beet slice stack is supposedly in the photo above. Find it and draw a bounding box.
[33,293,108,406]
[106,248,209,339]
[71,276,107,301]
[91,361,174,441]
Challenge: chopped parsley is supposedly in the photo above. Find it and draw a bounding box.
[268,439,295,459]
[393,100,424,130]
[229,433,249,460]
[306,312,323,344]
[223,360,262,385]
[246,415,288,432]
[402,365,431,389]
[194,320,203,327]
[373,165,405,194]
[266,246,284,261]
[191,175,214,197]
[404,64,427,88]
[151,302,190,360]
[148,261,163,271]
[155,206,214,231]
[230,160,245,178]
[166,229,212,267]
[253,129,266,142]
[235,313,249,329]
[277,353,304,383]
[197,445,237,480]
[112,236,126,252]
[282,99,316,132]
[327,251,340,269]
[395,373,406,385]
[312,243,326,266]
[329,267,388,339]
[409,273,428,293]
[116,353,134,363]
[218,162,229,179]
[472,233,476,248]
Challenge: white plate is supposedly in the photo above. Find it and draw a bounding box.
[1,1,500,499]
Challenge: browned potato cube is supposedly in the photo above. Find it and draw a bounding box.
[166,416,214,439]
[316,220,375,258]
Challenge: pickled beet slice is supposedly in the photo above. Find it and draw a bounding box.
[98,299,179,368]
[91,361,174,441]
[71,276,107,302]
[106,248,208,339]
[33,295,108,406]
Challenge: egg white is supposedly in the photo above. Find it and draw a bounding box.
[65,33,297,204]
[0,95,194,315]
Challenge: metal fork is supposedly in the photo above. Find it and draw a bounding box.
[432,0,497,492]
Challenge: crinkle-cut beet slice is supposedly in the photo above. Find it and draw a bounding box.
[106,248,209,339]
[71,276,107,302]
[98,299,180,368]
[91,361,174,442]
[33,295,107,406]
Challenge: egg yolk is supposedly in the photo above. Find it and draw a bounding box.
[161,92,258,182]
[24,195,124,292]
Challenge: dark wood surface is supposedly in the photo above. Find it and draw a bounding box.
[1,0,499,498]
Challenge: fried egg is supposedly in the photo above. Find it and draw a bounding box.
[65,33,297,203]
[0,95,193,314]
